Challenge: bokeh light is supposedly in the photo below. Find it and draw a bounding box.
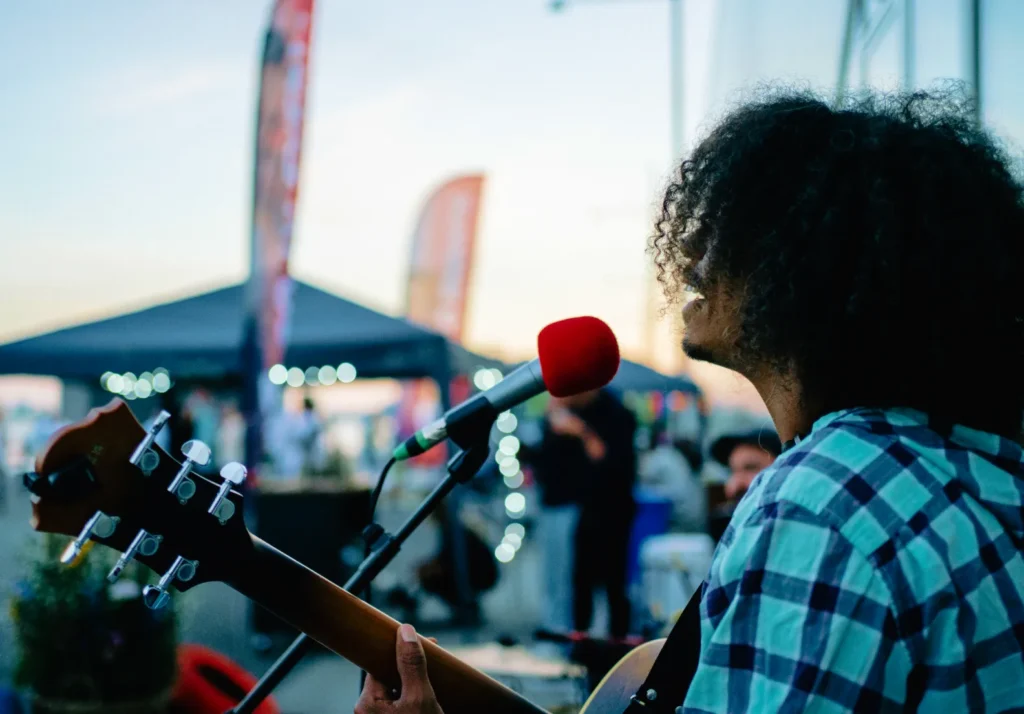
[152,372,171,393]
[268,364,288,385]
[498,458,520,478]
[502,533,523,550]
[304,367,319,386]
[474,368,496,391]
[505,523,526,539]
[504,492,526,515]
[134,380,152,399]
[121,372,137,394]
[338,362,357,383]
[496,412,518,434]
[286,367,305,388]
[495,543,516,563]
[318,365,337,385]
[503,471,524,489]
[499,435,520,455]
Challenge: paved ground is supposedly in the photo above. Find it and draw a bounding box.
[0,480,571,714]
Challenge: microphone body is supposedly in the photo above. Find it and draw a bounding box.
[393,361,545,461]
[392,316,619,462]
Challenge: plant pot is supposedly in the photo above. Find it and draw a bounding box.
[30,690,171,714]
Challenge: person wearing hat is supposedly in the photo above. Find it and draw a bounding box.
[709,427,782,503]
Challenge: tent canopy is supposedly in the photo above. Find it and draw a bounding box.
[609,359,700,395]
[0,281,498,382]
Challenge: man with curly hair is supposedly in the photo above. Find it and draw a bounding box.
[356,87,1024,713]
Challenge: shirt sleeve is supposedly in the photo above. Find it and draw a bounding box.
[682,501,911,713]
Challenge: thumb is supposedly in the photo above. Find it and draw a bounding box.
[395,624,433,701]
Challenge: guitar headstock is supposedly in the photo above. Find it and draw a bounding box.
[25,398,254,610]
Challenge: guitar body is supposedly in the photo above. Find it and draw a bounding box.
[579,639,666,713]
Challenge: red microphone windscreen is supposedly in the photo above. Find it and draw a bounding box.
[537,316,620,398]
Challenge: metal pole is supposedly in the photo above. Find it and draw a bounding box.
[970,0,982,124]
[669,0,684,159]
[837,0,860,101]
[902,0,915,89]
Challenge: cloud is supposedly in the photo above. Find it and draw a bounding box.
[92,63,241,117]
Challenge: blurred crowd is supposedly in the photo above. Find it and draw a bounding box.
[515,386,780,640]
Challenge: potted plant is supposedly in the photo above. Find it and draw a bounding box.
[12,535,177,713]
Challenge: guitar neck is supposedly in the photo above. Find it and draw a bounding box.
[227,536,547,714]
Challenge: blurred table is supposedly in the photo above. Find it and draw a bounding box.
[446,643,587,712]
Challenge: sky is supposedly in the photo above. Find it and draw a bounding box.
[1,0,1021,406]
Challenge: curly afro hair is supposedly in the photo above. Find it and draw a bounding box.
[651,84,1024,440]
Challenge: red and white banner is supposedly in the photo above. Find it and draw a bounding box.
[244,0,314,471]
[398,176,485,463]
[249,0,314,369]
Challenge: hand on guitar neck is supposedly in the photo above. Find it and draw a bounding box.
[355,625,443,714]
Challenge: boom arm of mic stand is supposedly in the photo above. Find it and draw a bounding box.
[227,444,491,714]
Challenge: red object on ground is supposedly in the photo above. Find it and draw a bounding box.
[172,644,280,714]
[537,316,620,398]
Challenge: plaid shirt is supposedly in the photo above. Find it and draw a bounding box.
[682,408,1024,713]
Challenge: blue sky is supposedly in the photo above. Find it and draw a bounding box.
[1,1,1020,396]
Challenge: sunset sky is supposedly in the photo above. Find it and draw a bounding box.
[1,0,1019,407]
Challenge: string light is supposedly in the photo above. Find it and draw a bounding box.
[286,367,305,388]
[318,365,337,385]
[499,435,520,455]
[268,364,288,385]
[496,412,518,434]
[338,362,357,383]
[505,492,526,515]
[503,533,523,550]
[495,543,516,563]
[503,471,524,489]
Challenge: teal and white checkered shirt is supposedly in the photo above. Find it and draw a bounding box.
[683,408,1024,713]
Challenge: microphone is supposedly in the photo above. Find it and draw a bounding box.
[392,316,620,461]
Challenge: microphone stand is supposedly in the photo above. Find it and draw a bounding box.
[227,443,491,714]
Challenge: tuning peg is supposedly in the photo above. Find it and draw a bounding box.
[142,555,199,610]
[166,439,211,504]
[60,510,120,565]
[130,410,171,476]
[208,462,247,525]
[107,528,163,582]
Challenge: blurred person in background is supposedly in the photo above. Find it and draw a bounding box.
[550,389,637,639]
[706,427,781,541]
[518,399,586,635]
[268,395,325,478]
[521,388,637,638]
[710,427,781,503]
[638,419,707,533]
[186,389,219,471]
[216,402,246,468]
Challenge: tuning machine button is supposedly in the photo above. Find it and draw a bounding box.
[107,528,163,582]
[166,439,211,504]
[130,410,171,476]
[142,555,199,610]
[208,462,246,525]
[60,510,120,564]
